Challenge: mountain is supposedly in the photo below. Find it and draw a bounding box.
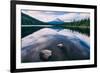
[21,13,48,25]
[48,18,64,25]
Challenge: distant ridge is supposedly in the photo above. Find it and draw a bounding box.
[48,18,64,25]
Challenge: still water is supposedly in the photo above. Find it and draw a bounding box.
[21,26,90,48]
[21,26,90,62]
[21,26,90,38]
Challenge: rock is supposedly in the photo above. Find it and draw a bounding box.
[40,49,52,61]
[57,43,64,47]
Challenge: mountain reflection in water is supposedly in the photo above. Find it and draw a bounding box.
[21,27,90,63]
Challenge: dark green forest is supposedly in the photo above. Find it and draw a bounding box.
[62,19,90,27]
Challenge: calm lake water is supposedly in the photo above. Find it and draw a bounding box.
[21,26,90,62]
[21,26,90,38]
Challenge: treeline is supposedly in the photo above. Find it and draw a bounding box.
[62,19,90,27]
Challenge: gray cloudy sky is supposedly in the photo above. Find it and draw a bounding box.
[22,10,90,22]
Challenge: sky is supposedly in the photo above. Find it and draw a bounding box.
[22,10,90,22]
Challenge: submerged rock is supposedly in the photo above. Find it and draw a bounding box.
[57,43,64,47]
[40,49,52,61]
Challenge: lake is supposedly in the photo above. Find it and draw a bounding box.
[21,26,90,62]
[21,26,90,38]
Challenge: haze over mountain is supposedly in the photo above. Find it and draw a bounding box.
[48,18,64,25]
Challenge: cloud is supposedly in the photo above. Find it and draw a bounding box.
[22,10,90,22]
[22,10,58,22]
[59,13,79,22]
[59,13,90,22]
[41,11,67,15]
[78,13,90,19]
